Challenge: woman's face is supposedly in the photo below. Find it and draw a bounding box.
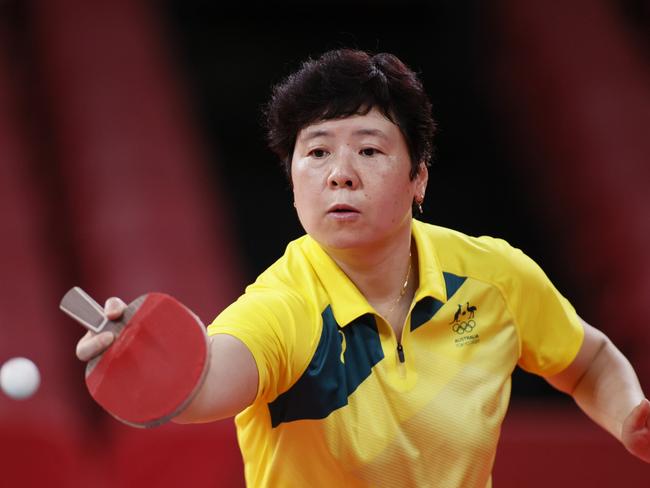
[291,107,428,252]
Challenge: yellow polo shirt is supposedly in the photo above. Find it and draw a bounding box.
[207,219,584,487]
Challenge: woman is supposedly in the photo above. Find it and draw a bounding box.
[77,49,650,487]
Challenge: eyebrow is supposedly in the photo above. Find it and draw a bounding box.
[299,128,389,142]
[300,129,330,142]
[352,128,389,140]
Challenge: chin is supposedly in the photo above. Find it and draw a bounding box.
[302,217,409,252]
[310,228,382,252]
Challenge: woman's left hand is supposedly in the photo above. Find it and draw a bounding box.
[622,398,650,463]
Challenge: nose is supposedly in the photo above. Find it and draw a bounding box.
[327,151,359,189]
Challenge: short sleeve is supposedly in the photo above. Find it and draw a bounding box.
[207,284,321,403]
[498,241,584,376]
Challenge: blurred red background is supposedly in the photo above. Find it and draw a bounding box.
[0,0,648,486]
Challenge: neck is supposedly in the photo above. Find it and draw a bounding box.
[322,227,416,309]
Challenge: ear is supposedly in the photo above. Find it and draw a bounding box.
[415,162,429,197]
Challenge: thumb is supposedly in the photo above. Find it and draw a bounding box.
[625,399,650,432]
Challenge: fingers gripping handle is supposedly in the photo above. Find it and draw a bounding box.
[60,287,109,333]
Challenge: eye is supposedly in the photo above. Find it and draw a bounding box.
[360,147,380,157]
[308,148,329,158]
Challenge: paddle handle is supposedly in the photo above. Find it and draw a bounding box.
[60,287,108,333]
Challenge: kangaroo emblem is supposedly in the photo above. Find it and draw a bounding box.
[450,304,462,324]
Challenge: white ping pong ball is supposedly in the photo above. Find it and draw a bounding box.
[0,357,41,400]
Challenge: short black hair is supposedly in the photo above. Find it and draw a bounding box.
[264,49,437,180]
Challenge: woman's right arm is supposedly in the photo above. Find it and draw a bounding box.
[75,297,259,424]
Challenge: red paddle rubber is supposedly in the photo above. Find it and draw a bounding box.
[60,287,209,427]
[84,293,209,427]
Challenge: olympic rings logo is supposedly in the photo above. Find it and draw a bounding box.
[452,319,476,334]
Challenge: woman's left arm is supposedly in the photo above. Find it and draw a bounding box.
[546,317,650,463]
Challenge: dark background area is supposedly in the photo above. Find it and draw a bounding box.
[159,0,573,399]
[162,1,537,274]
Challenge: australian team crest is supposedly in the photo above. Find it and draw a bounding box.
[450,302,480,347]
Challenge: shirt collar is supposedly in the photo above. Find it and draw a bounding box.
[300,218,448,327]
[301,236,374,326]
[411,219,448,304]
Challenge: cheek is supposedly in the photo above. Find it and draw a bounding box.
[293,163,325,198]
[376,179,415,222]
[292,177,319,222]
[293,188,310,213]
[293,172,313,198]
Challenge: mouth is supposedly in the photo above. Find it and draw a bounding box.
[326,204,361,222]
[327,204,360,214]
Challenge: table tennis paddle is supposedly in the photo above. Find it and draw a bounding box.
[59,287,210,428]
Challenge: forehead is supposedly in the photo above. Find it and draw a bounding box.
[296,108,400,143]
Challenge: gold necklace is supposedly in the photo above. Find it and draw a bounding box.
[387,252,412,316]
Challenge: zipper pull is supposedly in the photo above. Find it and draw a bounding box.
[397,343,405,363]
